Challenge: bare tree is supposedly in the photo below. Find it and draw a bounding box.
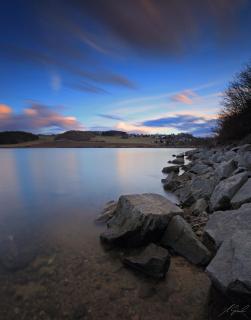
[216,62,251,142]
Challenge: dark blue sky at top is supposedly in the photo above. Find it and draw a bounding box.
[0,0,251,135]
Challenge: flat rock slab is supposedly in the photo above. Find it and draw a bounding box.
[203,203,251,250]
[210,172,248,211]
[231,178,251,208]
[100,193,183,247]
[123,243,171,279]
[206,230,251,296]
[160,216,211,265]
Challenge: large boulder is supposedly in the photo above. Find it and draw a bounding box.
[203,203,251,250]
[206,230,251,296]
[231,178,251,208]
[209,172,248,211]
[215,159,236,181]
[160,216,211,265]
[123,243,171,279]
[100,193,183,247]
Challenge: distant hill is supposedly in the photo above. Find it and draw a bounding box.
[0,131,39,144]
[55,130,95,141]
[101,130,128,137]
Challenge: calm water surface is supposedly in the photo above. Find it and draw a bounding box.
[0,148,191,222]
[1,148,209,320]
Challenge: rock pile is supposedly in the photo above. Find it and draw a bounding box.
[163,147,251,301]
[99,193,210,278]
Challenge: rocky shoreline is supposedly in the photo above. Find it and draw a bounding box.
[98,145,251,318]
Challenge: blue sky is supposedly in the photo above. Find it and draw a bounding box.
[0,0,251,136]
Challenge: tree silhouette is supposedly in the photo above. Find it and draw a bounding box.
[216,62,251,142]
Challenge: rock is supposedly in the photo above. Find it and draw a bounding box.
[162,165,180,174]
[171,158,185,165]
[206,230,251,295]
[237,151,251,170]
[160,216,211,265]
[176,153,185,158]
[189,163,211,175]
[203,203,251,250]
[233,166,246,175]
[163,172,180,191]
[215,159,236,181]
[209,172,248,211]
[95,201,117,223]
[123,243,171,279]
[176,172,218,207]
[191,198,208,216]
[231,178,251,208]
[100,193,183,247]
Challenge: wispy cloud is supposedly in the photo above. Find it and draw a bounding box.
[97,114,124,121]
[0,102,84,133]
[141,114,216,136]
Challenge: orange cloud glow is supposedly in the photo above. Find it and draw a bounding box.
[0,104,12,118]
[171,90,199,104]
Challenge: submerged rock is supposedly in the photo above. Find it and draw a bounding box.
[160,216,211,265]
[209,172,248,211]
[206,230,251,296]
[203,203,251,250]
[123,243,171,279]
[0,236,37,271]
[100,193,183,247]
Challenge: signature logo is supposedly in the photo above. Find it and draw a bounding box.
[218,304,250,318]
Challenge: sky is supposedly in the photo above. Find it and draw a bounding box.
[0,0,251,136]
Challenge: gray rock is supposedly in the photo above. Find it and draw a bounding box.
[237,144,251,153]
[223,150,237,161]
[206,230,251,295]
[123,243,171,278]
[191,198,208,216]
[189,162,211,175]
[231,178,251,208]
[170,158,185,165]
[160,216,211,265]
[100,193,183,247]
[95,201,117,223]
[163,172,180,191]
[176,153,185,158]
[209,172,248,211]
[162,165,180,174]
[203,203,251,250]
[233,166,246,175]
[237,151,251,170]
[215,159,236,181]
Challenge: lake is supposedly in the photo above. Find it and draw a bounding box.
[0,148,211,320]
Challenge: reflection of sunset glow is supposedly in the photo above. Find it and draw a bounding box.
[0,150,23,214]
